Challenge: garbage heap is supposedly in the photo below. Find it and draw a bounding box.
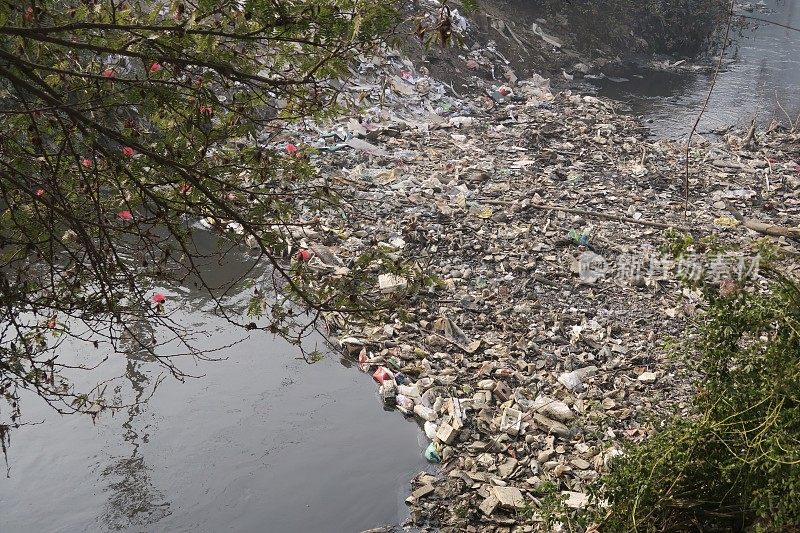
[277,51,800,531]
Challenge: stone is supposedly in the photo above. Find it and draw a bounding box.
[498,457,519,478]
[532,413,571,438]
[562,491,589,509]
[412,484,435,500]
[570,458,591,470]
[479,494,500,516]
[492,486,525,509]
[378,273,407,293]
[638,371,658,384]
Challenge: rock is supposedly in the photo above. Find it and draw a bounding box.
[479,494,500,516]
[562,491,589,509]
[638,371,658,384]
[570,458,591,470]
[498,457,519,478]
[412,484,435,499]
[573,62,591,74]
[436,422,459,445]
[532,413,572,438]
[378,273,408,293]
[537,450,554,463]
[492,486,525,509]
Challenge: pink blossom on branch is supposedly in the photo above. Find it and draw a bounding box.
[117,210,133,221]
[121,146,135,157]
[151,292,166,304]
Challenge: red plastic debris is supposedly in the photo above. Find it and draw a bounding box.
[372,366,393,384]
[296,248,312,262]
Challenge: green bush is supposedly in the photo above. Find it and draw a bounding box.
[594,268,800,532]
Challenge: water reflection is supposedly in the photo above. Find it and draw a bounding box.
[100,320,171,530]
[95,229,255,530]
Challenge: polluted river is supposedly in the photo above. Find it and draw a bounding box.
[1,2,798,532]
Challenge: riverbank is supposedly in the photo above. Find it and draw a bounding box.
[397,0,728,97]
[290,61,799,530]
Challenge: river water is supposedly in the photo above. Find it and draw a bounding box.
[2,3,798,532]
[586,0,800,138]
[0,234,428,533]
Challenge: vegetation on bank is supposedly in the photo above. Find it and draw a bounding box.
[585,239,800,532]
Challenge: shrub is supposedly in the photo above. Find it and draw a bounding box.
[594,265,800,532]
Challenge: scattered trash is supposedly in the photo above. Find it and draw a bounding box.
[500,407,523,436]
[424,421,438,441]
[558,366,599,391]
[424,442,441,463]
[568,228,591,246]
[377,273,408,294]
[277,23,800,528]
[372,366,393,384]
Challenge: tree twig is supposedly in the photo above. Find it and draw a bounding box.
[685,0,736,215]
[725,201,800,240]
[490,200,697,233]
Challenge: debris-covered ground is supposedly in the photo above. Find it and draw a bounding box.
[274,49,800,532]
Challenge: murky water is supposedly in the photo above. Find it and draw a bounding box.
[0,234,428,533]
[587,0,800,138]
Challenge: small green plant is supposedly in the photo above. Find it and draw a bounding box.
[661,228,696,258]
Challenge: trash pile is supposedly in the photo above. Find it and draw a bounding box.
[274,49,800,530]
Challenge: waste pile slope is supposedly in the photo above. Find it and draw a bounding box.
[267,53,799,530]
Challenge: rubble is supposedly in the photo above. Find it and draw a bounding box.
[266,43,799,529]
